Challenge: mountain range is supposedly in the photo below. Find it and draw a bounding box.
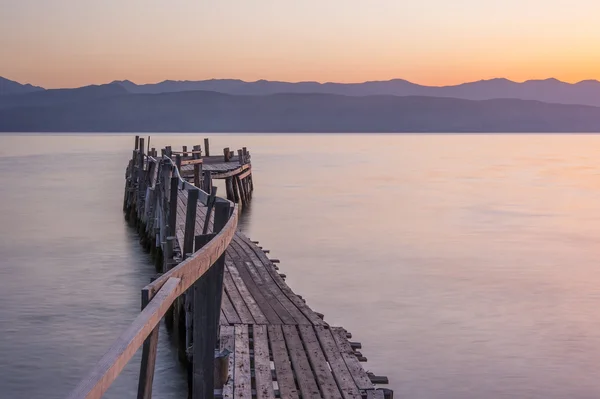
[3,76,600,132]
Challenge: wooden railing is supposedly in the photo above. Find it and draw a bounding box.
[68,137,237,399]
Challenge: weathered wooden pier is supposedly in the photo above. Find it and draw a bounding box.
[68,136,392,399]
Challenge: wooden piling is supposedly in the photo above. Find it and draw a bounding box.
[193,145,201,188]
[225,178,234,201]
[137,288,160,399]
[204,138,210,156]
[223,147,230,162]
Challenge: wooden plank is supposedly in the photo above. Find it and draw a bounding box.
[220,310,229,326]
[221,289,242,324]
[211,164,250,179]
[366,390,385,399]
[67,277,181,399]
[180,158,204,166]
[228,240,300,325]
[268,325,299,399]
[314,326,362,399]
[298,325,343,399]
[234,234,323,326]
[220,325,235,399]
[330,328,373,390]
[223,268,256,324]
[234,324,252,399]
[237,168,252,180]
[282,325,322,399]
[226,249,282,324]
[225,260,270,324]
[253,325,275,399]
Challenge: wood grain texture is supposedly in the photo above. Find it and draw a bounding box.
[282,325,322,399]
[268,325,299,399]
[233,325,252,399]
[253,325,275,399]
[314,326,362,399]
[220,325,235,399]
[331,328,373,390]
[298,325,343,399]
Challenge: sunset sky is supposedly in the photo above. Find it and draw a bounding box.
[2,0,600,88]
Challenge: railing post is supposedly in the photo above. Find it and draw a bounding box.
[166,176,178,270]
[176,154,182,172]
[192,201,231,399]
[193,145,202,188]
[137,288,159,399]
[183,189,199,374]
[203,170,212,193]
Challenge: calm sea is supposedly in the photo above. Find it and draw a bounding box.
[2,134,600,399]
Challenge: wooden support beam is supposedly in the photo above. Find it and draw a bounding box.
[202,187,217,235]
[225,178,234,201]
[136,287,160,399]
[176,154,182,172]
[223,147,230,162]
[135,135,140,150]
[182,145,188,157]
[237,149,244,165]
[183,189,199,260]
[204,138,210,156]
[235,175,247,206]
[203,170,212,193]
[230,174,240,203]
[193,145,201,188]
[192,227,225,399]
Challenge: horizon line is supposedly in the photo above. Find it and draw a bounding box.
[4,75,600,90]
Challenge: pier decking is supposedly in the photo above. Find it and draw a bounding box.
[68,136,392,399]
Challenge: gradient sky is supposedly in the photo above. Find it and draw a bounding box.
[2,0,600,88]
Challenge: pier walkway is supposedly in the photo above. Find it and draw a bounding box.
[68,136,392,399]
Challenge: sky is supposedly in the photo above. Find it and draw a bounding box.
[1,0,600,88]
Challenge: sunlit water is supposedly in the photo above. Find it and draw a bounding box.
[2,134,600,399]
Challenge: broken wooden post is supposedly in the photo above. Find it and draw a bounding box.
[223,147,230,162]
[204,138,210,156]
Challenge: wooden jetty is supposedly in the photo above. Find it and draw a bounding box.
[68,136,392,399]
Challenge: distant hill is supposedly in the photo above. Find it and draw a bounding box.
[0,83,128,109]
[112,78,600,107]
[3,90,600,132]
[0,76,44,96]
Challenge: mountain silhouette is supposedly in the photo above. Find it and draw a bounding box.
[0,76,44,96]
[3,90,600,132]
[0,83,128,110]
[109,77,600,107]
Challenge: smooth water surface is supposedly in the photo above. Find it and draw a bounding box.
[2,134,600,398]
